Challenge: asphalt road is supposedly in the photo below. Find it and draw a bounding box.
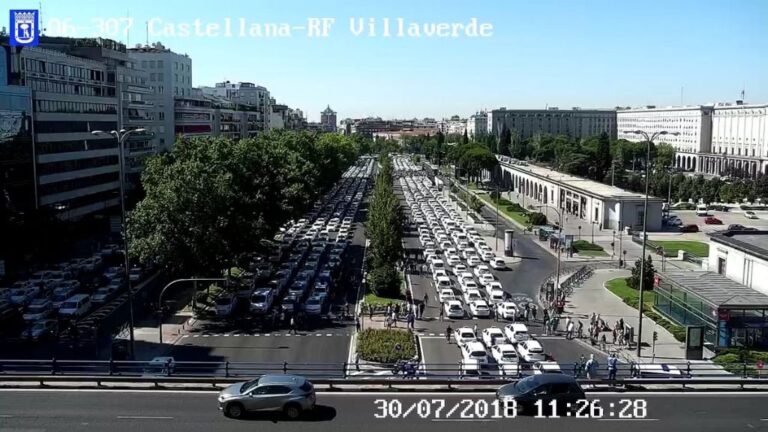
[1,389,766,431]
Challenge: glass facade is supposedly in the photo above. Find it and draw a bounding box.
[655,279,768,349]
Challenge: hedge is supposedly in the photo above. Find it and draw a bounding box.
[528,212,547,225]
[357,329,417,363]
[713,349,768,375]
[572,240,604,252]
[739,204,768,210]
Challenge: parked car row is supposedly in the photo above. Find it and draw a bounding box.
[0,243,150,342]
[213,158,375,321]
[395,156,510,319]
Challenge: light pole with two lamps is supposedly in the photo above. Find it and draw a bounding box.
[623,129,679,357]
[537,205,564,303]
[91,128,150,358]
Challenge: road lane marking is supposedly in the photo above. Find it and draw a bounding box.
[431,419,497,422]
[223,334,230,337]
[326,333,333,336]
[0,415,13,418]
[202,335,209,337]
[117,416,174,420]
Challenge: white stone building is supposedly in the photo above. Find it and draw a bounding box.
[617,105,714,172]
[487,107,616,141]
[466,111,487,138]
[700,103,768,177]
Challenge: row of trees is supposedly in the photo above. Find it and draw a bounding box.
[128,130,364,276]
[365,152,403,297]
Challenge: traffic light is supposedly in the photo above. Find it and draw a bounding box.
[653,331,658,342]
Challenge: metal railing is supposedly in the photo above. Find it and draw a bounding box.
[0,359,765,380]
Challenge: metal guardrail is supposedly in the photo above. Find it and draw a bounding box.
[1,374,768,391]
[0,359,766,380]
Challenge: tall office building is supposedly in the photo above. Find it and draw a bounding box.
[200,81,271,133]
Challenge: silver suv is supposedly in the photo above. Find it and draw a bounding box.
[218,374,315,419]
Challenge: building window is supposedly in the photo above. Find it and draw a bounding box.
[141,60,147,69]
[149,60,156,68]
[158,60,164,68]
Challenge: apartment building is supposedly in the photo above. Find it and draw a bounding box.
[128,42,192,151]
[320,105,337,132]
[200,81,271,133]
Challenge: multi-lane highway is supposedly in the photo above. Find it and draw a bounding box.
[1,389,765,431]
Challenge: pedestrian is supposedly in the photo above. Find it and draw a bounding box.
[572,361,580,378]
[439,305,444,322]
[355,316,361,332]
[543,308,550,324]
[391,311,397,327]
[395,303,400,317]
[611,327,617,344]
[386,304,392,317]
[423,293,429,306]
[577,321,584,339]
[419,302,426,319]
[590,312,596,327]
[618,317,624,331]
[565,317,572,332]
[600,334,607,351]
[585,354,599,384]
[290,316,298,335]
[566,320,575,340]
[386,316,392,330]
[579,354,586,377]
[607,352,618,382]
[596,314,602,329]
[532,305,538,321]
[446,325,453,343]
[473,323,478,337]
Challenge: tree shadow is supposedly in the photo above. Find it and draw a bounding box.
[232,405,337,422]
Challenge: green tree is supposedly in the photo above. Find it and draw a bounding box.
[499,125,512,156]
[594,132,612,181]
[628,255,656,291]
[462,130,469,144]
[654,143,676,169]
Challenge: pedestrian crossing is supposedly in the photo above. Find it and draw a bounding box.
[181,332,351,338]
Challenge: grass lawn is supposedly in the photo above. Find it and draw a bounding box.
[475,193,530,226]
[605,277,655,308]
[364,292,403,307]
[605,277,687,342]
[650,240,709,257]
[356,329,417,363]
[578,249,609,257]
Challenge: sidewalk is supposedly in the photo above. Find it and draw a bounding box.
[562,268,688,364]
[131,310,195,360]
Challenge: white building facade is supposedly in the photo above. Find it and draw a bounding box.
[700,103,768,177]
[466,111,487,138]
[709,231,768,297]
[617,105,714,172]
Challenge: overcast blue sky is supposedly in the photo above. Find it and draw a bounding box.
[9,0,768,121]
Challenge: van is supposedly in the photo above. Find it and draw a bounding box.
[249,288,275,314]
[58,294,91,319]
[695,204,709,216]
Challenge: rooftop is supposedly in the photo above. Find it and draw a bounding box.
[497,156,664,201]
[709,230,768,261]
[661,271,768,308]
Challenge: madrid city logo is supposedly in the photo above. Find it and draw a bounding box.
[10,9,39,46]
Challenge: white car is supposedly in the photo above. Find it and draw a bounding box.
[480,250,495,262]
[469,300,491,318]
[444,300,465,318]
[439,288,456,303]
[460,341,490,365]
[451,264,468,276]
[466,256,482,267]
[490,257,506,270]
[745,211,758,219]
[461,248,477,260]
[491,344,520,376]
[496,302,518,320]
[473,265,491,279]
[454,326,478,345]
[446,254,461,266]
[478,273,496,287]
[304,296,324,315]
[463,289,483,305]
[481,327,507,347]
[485,281,503,296]
[504,323,530,344]
[433,269,449,281]
[488,288,505,304]
[533,361,563,374]
[516,339,545,363]
[22,298,54,322]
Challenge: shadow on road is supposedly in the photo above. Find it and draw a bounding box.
[233,405,337,422]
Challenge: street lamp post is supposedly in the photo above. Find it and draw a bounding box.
[612,230,616,259]
[157,277,227,344]
[91,128,148,358]
[537,205,563,302]
[623,129,680,357]
[591,221,596,244]
[578,225,582,241]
